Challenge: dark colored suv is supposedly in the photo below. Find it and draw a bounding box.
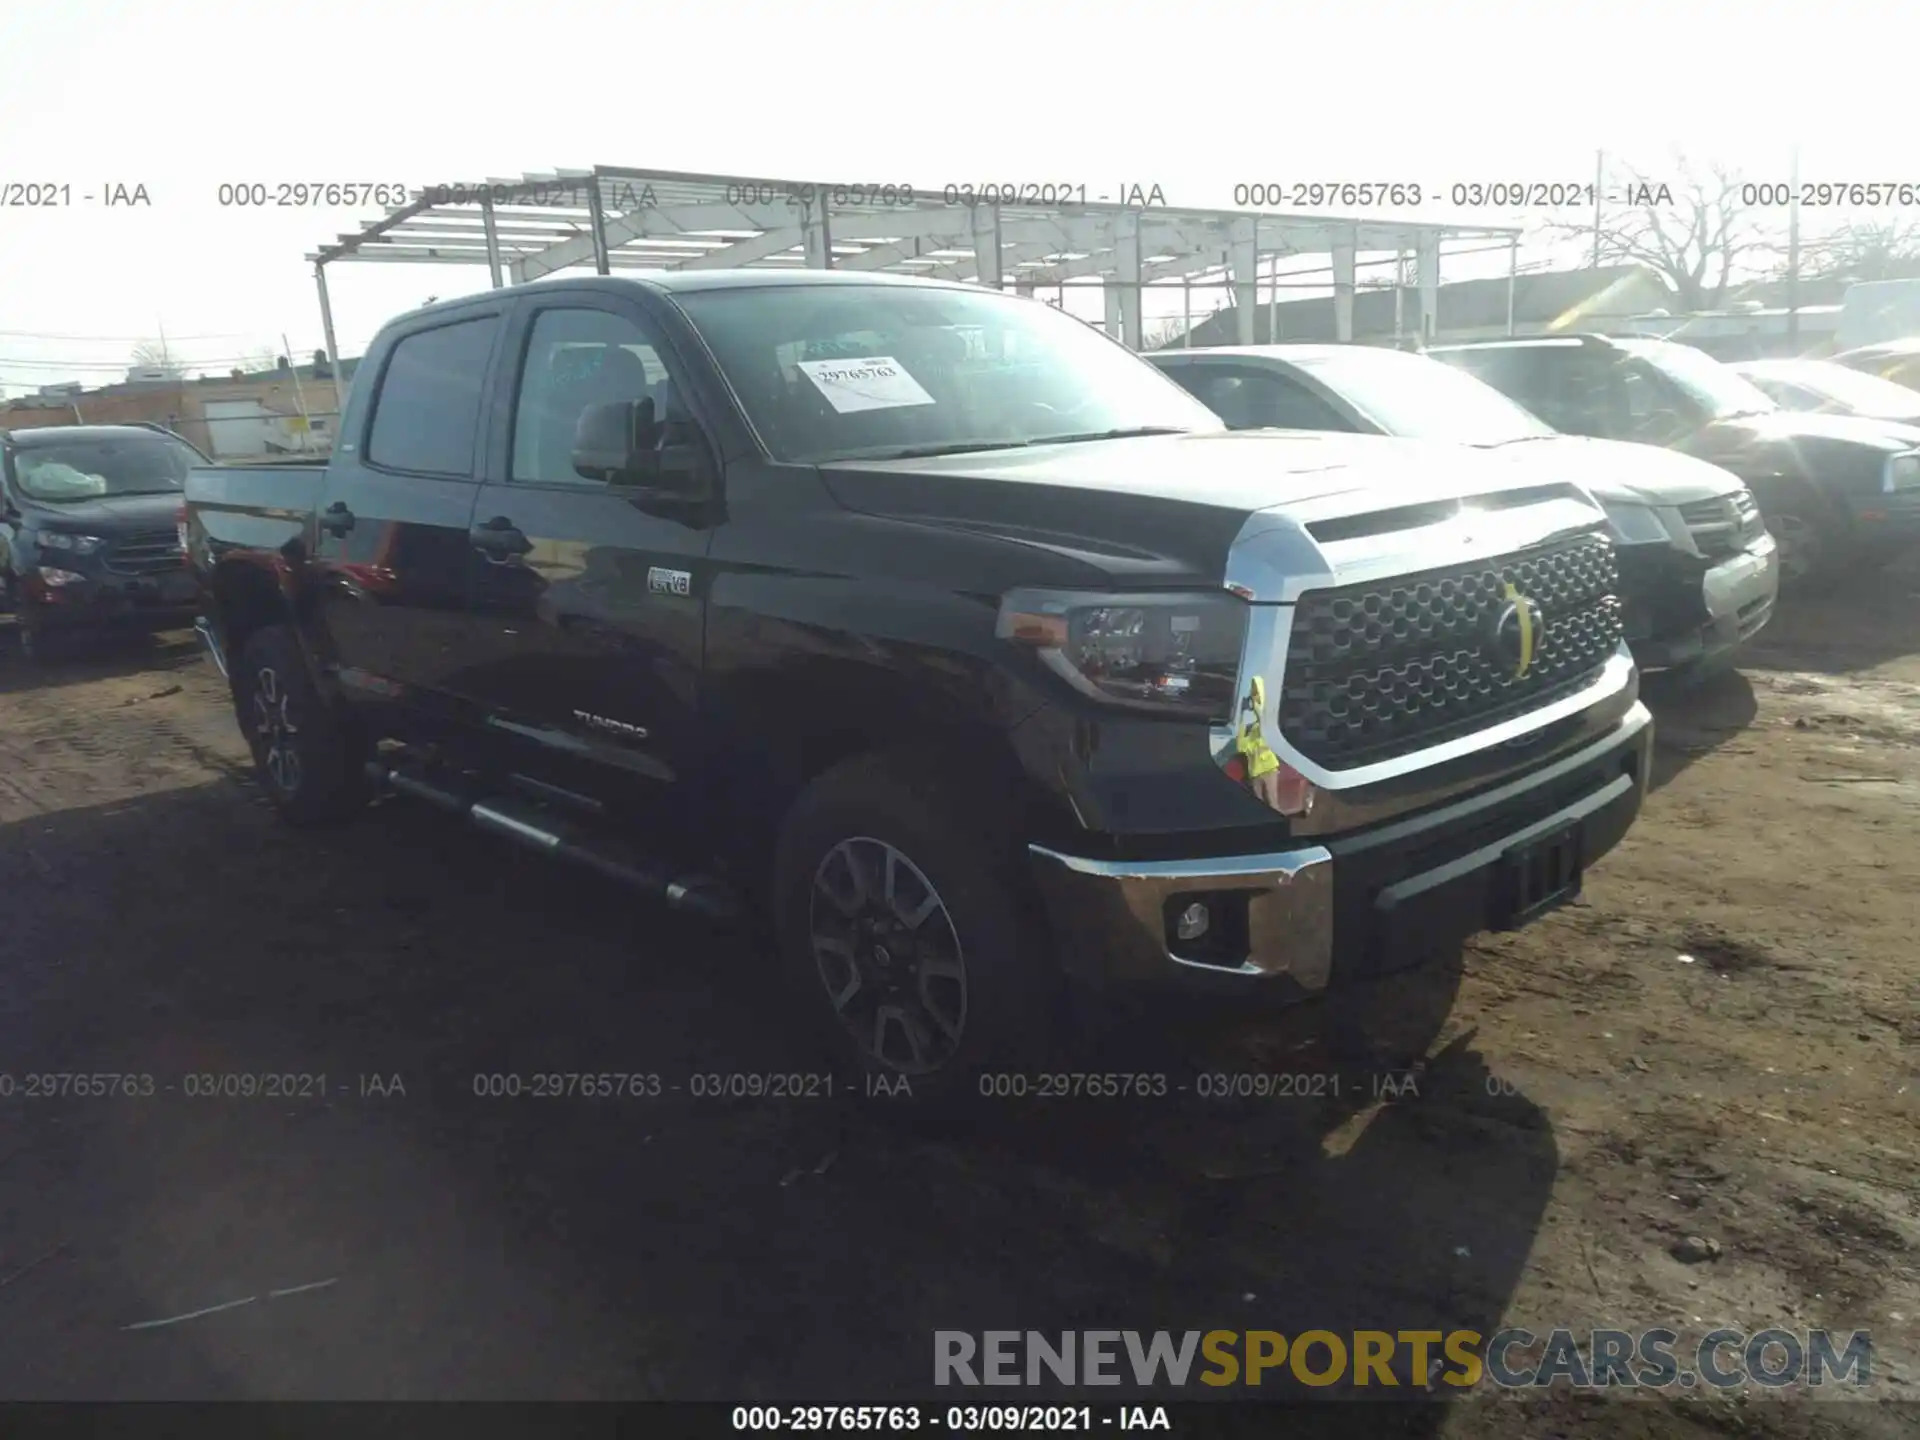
[1,423,205,659]
[1431,334,1920,587]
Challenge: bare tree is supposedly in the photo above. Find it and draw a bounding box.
[1798,218,1920,284]
[237,346,283,375]
[129,339,186,378]
[1554,153,1783,312]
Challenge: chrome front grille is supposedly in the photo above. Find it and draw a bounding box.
[1278,532,1622,769]
[1679,489,1766,559]
[103,528,185,576]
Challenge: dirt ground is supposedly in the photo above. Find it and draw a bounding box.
[0,567,1916,1438]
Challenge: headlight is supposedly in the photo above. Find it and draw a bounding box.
[997,588,1248,719]
[1600,501,1675,547]
[35,531,104,555]
[1883,452,1920,492]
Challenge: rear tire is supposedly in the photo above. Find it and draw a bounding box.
[233,624,370,825]
[771,748,1060,1106]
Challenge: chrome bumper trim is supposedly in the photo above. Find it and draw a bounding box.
[1027,842,1335,991]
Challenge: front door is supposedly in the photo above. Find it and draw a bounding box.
[461,295,714,799]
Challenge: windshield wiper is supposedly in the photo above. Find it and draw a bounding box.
[1479,435,1560,447]
[1030,426,1196,446]
[866,439,1040,460]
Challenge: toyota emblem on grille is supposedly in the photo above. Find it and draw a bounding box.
[1488,580,1545,680]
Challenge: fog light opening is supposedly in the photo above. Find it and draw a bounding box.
[1175,901,1211,942]
[1164,890,1253,968]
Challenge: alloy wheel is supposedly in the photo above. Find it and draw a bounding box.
[808,837,968,1075]
[251,666,303,795]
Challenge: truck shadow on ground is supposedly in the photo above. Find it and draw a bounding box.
[0,623,203,697]
[1641,666,1759,793]
[0,779,1553,1423]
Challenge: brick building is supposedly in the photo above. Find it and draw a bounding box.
[0,355,362,458]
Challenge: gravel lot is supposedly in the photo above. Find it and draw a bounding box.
[1,570,1916,1438]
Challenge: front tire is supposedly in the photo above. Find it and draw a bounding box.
[771,749,1060,1105]
[233,624,370,825]
[15,607,62,663]
[1765,485,1844,592]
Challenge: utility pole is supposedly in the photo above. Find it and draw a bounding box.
[282,333,312,453]
[1786,144,1802,352]
[1592,150,1604,269]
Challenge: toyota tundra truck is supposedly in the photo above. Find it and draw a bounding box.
[184,271,1652,1099]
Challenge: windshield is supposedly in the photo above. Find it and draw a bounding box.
[1290,348,1557,443]
[1616,339,1777,420]
[671,283,1223,463]
[11,435,200,502]
[1753,361,1920,418]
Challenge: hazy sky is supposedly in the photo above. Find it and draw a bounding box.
[1,0,1909,393]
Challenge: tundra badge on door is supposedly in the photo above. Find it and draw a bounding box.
[574,711,650,741]
[648,566,692,596]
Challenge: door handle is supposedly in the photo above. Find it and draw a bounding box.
[470,516,533,559]
[320,501,355,537]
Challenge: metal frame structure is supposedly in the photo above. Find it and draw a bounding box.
[306,164,1523,413]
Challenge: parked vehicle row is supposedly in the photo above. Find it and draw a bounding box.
[1148,343,1778,677]
[177,272,1654,1100]
[1428,335,1920,591]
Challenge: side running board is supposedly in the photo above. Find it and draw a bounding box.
[364,759,740,924]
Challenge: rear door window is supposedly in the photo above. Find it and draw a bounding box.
[366,316,502,476]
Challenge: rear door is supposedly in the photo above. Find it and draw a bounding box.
[460,289,715,796]
[312,308,502,730]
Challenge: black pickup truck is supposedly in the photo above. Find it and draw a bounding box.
[186,272,1653,1098]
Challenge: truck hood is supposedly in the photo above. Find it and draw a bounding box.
[1468,435,1745,506]
[826,428,1578,522]
[22,491,184,530]
[819,430,1606,591]
[1689,409,1920,459]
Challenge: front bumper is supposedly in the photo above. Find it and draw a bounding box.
[1028,701,1653,1001]
[17,567,199,632]
[1630,534,1779,670]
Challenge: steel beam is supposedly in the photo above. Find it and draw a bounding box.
[971,205,1004,289]
[480,196,504,288]
[1332,228,1357,342]
[803,205,833,269]
[677,228,805,269]
[314,263,345,418]
[1416,231,1441,345]
[1114,210,1143,349]
[585,179,612,275]
[1229,218,1259,345]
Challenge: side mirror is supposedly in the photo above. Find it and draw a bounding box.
[570,399,713,499]
[571,399,658,484]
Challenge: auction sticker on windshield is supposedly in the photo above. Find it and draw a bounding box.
[797,356,935,414]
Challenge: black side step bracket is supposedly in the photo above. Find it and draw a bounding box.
[364,759,740,924]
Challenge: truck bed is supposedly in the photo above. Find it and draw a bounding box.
[185,463,329,556]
